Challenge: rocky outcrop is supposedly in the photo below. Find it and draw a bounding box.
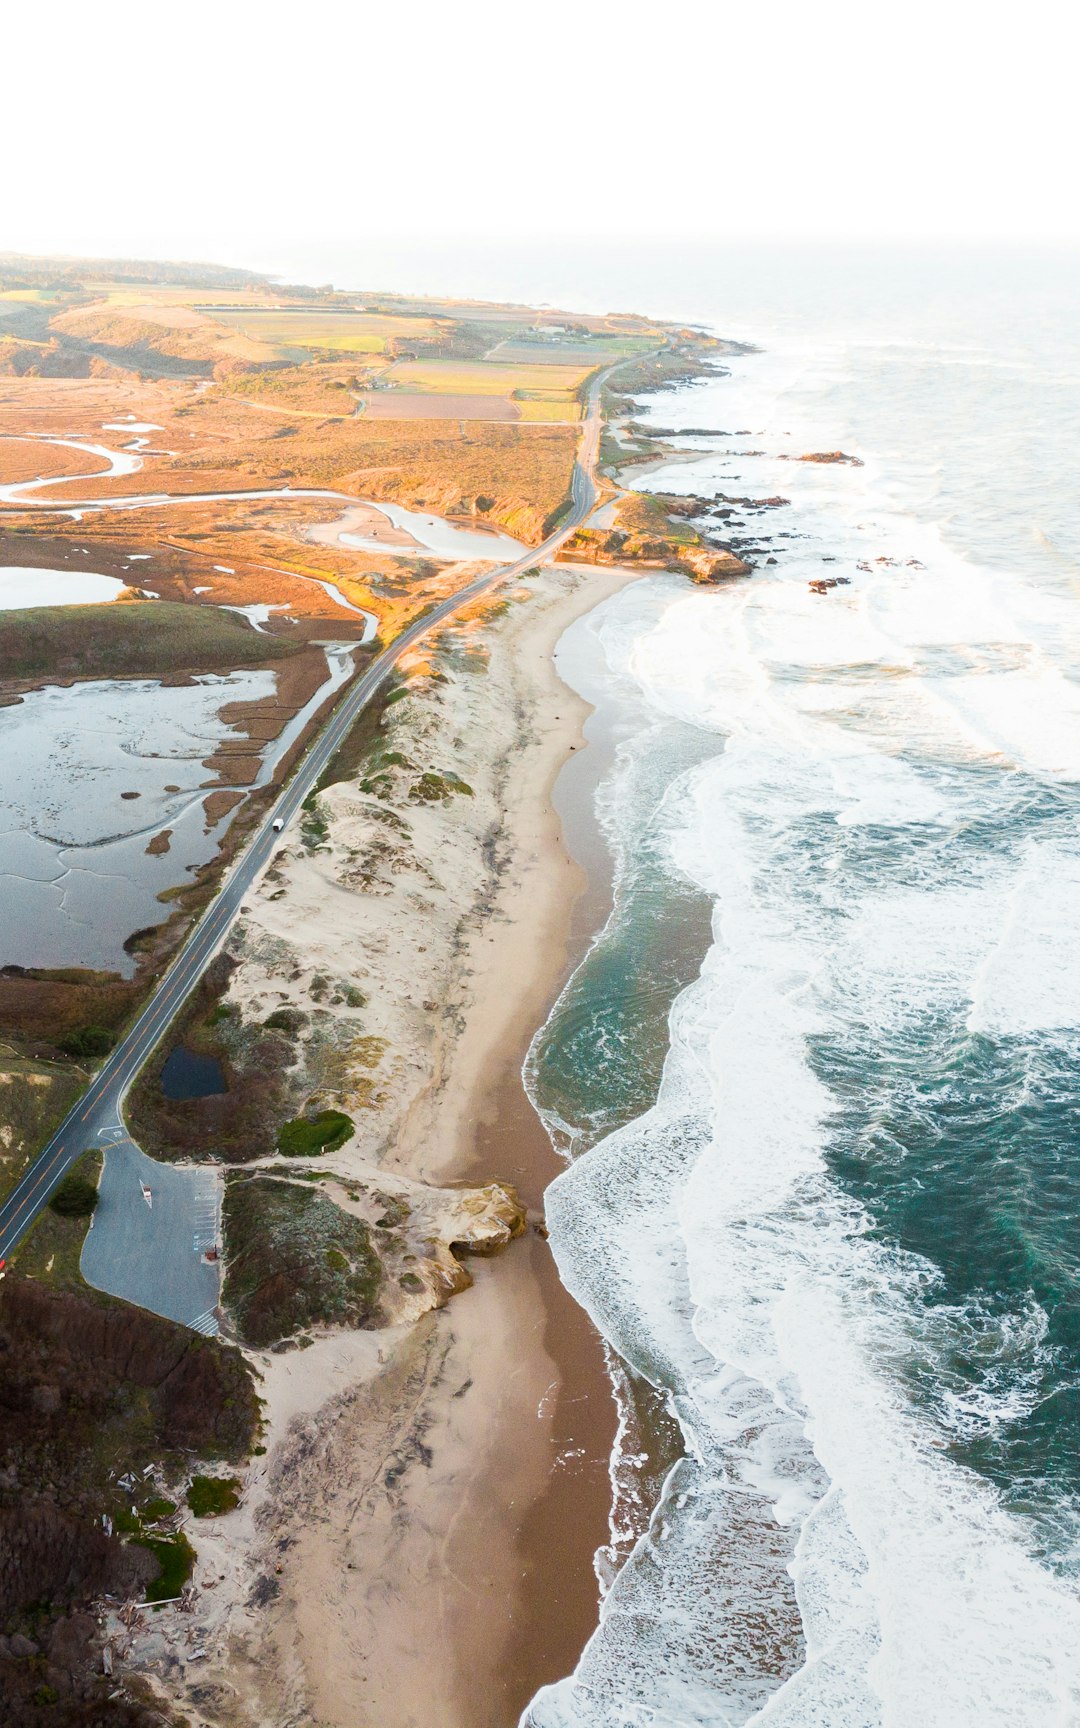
[384,1179,529,1320]
[221,1170,530,1344]
[442,1181,528,1257]
[560,488,758,584]
[557,527,751,583]
[683,548,752,583]
[790,450,863,466]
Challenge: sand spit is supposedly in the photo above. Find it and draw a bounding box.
[118,559,643,1728]
[306,500,422,554]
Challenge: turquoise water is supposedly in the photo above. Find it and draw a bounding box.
[522,249,1080,1726]
[530,702,715,1155]
[822,1020,1080,1541]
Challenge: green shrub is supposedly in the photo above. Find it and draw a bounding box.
[187,1474,241,1518]
[300,798,330,850]
[59,1025,113,1058]
[48,1174,99,1217]
[141,1496,177,1523]
[277,1109,354,1156]
[409,770,473,803]
[137,1531,196,1602]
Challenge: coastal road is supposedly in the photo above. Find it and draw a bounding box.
[0,363,620,1288]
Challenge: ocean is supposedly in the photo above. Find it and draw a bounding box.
[514,247,1080,1725]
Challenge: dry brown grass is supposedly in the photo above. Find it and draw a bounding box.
[18,410,579,544]
[219,361,381,416]
[0,371,192,440]
[49,302,279,369]
[0,436,112,484]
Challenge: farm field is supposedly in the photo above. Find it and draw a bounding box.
[212,309,445,353]
[385,358,593,395]
[483,338,648,365]
[0,288,67,304]
[360,391,522,421]
[88,287,282,308]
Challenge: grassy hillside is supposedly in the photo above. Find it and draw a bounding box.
[0,598,299,681]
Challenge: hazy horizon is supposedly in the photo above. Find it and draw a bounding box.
[8,0,1078,269]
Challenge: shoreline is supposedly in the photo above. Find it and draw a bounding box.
[119,557,649,1728]
[429,559,650,1717]
[383,555,651,1722]
[0,273,735,1726]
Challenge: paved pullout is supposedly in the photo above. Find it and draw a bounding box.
[80,1132,221,1332]
[0,364,622,1326]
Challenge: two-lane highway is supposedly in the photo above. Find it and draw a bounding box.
[0,361,624,1268]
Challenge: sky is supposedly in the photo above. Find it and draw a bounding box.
[6,0,1078,280]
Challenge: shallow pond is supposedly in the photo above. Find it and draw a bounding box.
[343,502,526,561]
[0,566,128,608]
[0,670,275,974]
[0,645,356,974]
[160,1045,226,1099]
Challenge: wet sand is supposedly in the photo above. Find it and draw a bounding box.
[441,562,650,1716]
[114,560,650,1728]
[324,555,649,1723]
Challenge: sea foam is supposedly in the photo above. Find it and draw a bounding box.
[524,331,1080,1726]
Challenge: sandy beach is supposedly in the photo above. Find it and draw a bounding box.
[118,556,643,1728]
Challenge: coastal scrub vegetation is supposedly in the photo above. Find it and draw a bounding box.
[408,768,474,803]
[0,600,299,685]
[58,1023,114,1058]
[186,1473,241,1517]
[135,1529,196,1602]
[16,1149,103,1291]
[300,793,331,851]
[127,956,292,1165]
[276,1107,355,1156]
[0,1060,83,1208]
[222,1173,383,1346]
[0,1272,258,1707]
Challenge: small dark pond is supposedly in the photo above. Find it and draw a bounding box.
[160,1046,226,1100]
